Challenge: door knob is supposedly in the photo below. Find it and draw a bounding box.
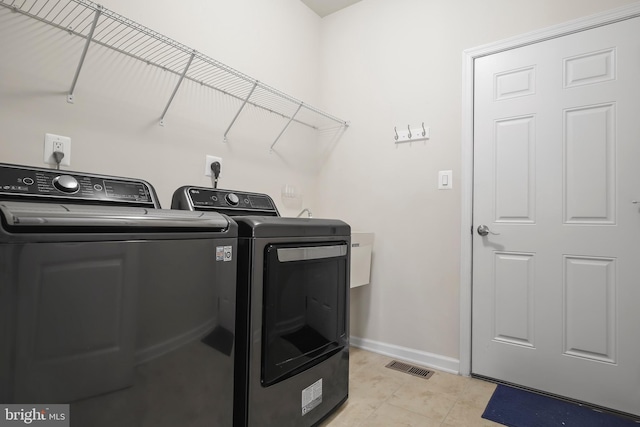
[477,225,500,236]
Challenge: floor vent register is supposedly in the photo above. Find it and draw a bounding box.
[385,360,434,379]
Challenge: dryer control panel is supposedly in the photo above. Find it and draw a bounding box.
[0,163,158,207]
[172,186,279,216]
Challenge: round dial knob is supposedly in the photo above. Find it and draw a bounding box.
[52,175,79,194]
[225,193,240,206]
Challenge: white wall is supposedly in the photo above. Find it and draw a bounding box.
[0,0,324,213]
[316,0,638,369]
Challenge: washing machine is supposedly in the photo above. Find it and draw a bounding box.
[172,186,350,427]
[0,163,237,427]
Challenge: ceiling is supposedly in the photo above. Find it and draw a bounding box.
[300,0,363,18]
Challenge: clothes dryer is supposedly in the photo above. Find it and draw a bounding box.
[172,186,350,427]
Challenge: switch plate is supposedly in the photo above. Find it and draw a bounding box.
[43,133,71,166]
[205,155,223,177]
[438,170,452,190]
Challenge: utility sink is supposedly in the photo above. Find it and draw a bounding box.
[350,232,374,288]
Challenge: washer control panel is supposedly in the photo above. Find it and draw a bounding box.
[0,163,157,207]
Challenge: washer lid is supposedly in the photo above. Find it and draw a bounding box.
[0,201,230,231]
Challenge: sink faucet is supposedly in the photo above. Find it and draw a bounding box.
[296,208,312,218]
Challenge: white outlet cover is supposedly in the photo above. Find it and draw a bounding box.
[43,133,71,166]
[205,155,223,177]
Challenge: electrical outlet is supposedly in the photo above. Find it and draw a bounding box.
[43,133,71,166]
[204,155,223,177]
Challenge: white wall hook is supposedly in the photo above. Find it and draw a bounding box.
[395,124,430,143]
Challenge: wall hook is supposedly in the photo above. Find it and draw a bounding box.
[394,123,429,144]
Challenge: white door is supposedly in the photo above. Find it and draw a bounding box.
[472,16,640,416]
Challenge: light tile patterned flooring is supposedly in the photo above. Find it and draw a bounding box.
[321,348,502,427]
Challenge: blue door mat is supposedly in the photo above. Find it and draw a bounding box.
[482,384,639,427]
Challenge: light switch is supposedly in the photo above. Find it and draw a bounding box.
[438,170,452,190]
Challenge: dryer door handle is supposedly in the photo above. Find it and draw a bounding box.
[277,244,347,262]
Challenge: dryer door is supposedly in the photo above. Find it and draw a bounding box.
[261,242,348,386]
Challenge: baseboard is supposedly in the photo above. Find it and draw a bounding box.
[349,336,460,375]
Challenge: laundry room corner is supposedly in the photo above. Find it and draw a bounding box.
[312,0,638,374]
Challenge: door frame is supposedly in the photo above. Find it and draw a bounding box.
[459,2,640,377]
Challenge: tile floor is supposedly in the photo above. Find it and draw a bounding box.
[321,347,502,427]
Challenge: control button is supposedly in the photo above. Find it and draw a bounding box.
[244,198,250,204]
[225,193,240,206]
[22,177,34,186]
[211,196,218,202]
[94,184,103,191]
[52,175,80,194]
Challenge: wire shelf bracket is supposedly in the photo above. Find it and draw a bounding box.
[67,5,101,104]
[160,50,195,127]
[1,0,349,144]
[223,81,258,142]
[270,103,303,153]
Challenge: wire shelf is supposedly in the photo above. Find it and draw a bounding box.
[0,0,348,146]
